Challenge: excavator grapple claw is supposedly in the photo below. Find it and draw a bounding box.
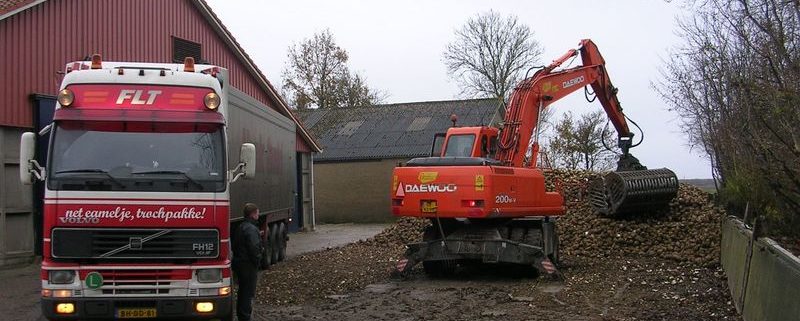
[588,168,679,217]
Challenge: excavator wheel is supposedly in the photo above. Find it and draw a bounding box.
[522,228,543,247]
[589,168,679,217]
[421,225,456,277]
[510,227,526,243]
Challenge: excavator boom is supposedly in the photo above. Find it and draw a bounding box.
[498,39,633,168]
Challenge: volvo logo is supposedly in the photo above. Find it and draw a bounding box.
[129,237,143,250]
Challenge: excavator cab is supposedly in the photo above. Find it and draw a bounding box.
[437,126,499,158]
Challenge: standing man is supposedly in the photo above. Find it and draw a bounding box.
[232,203,263,321]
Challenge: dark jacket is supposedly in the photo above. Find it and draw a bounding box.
[232,217,263,268]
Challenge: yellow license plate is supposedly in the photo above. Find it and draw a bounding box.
[116,308,157,319]
[421,200,438,213]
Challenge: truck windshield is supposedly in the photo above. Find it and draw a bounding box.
[48,121,225,192]
[443,134,476,157]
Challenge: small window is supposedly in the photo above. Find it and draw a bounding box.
[172,37,202,63]
[444,134,476,157]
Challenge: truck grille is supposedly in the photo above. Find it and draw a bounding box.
[99,269,186,296]
[51,228,219,259]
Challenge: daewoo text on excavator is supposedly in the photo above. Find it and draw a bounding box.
[390,39,678,277]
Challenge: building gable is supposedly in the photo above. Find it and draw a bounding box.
[0,0,319,151]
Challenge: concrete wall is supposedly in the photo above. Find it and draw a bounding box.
[313,159,401,223]
[721,217,800,321]
[0,126,35,266]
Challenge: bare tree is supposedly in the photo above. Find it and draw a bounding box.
[444,11,543,102]
[282,30,383,109]
[546,111,615,171]
[658,0,800,235]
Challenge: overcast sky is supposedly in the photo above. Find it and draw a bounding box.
[205,0,711,179]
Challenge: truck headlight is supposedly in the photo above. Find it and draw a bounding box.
[49,270,76,284]
[196,269,222,283]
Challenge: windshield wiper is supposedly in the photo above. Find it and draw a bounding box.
[133,170,204,190]
[55,169,124,187]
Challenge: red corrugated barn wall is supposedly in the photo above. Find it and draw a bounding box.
[0,0,284,130]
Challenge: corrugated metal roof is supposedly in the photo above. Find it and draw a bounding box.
[0,0,36,17]
[296,98,501,162]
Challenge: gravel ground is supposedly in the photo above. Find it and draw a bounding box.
[0,262,44,321]
[253,170,740,321]
[260,256,737,321]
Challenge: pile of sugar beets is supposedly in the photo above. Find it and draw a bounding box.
[371,169,723,267]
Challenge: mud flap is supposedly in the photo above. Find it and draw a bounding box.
[390,258,416,279]
[390,242,431,279]
[540,259,558,277]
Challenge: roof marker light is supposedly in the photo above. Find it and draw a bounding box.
[90,54,102,69]
[204,92,220,110]
[57,89,74,107]
[184,57,195,72]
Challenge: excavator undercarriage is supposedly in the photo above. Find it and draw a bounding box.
[398,218,559,277]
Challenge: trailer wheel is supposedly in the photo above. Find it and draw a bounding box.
[269,223,280,264]
[260,224,272,270]
[277,222,287,262]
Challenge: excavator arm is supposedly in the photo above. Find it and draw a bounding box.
[497,39,636,169]
[497,39,678,216]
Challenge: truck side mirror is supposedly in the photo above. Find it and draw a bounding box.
[230,143,256,183]
[240,143,256,179]
[20,132,44,185]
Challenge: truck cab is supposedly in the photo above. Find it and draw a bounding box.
[17,56,275,321]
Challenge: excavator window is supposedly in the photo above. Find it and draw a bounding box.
[443,134,475,157]
[429,133,446,157]
[488,136,498,158]
[480,136,489,158]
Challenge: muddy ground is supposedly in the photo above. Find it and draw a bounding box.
[255,252,737,321]
[252,178,740,321]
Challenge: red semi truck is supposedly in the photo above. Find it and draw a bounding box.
[19,55,297,320]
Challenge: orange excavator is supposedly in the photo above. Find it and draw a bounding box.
[391,39,678,276]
